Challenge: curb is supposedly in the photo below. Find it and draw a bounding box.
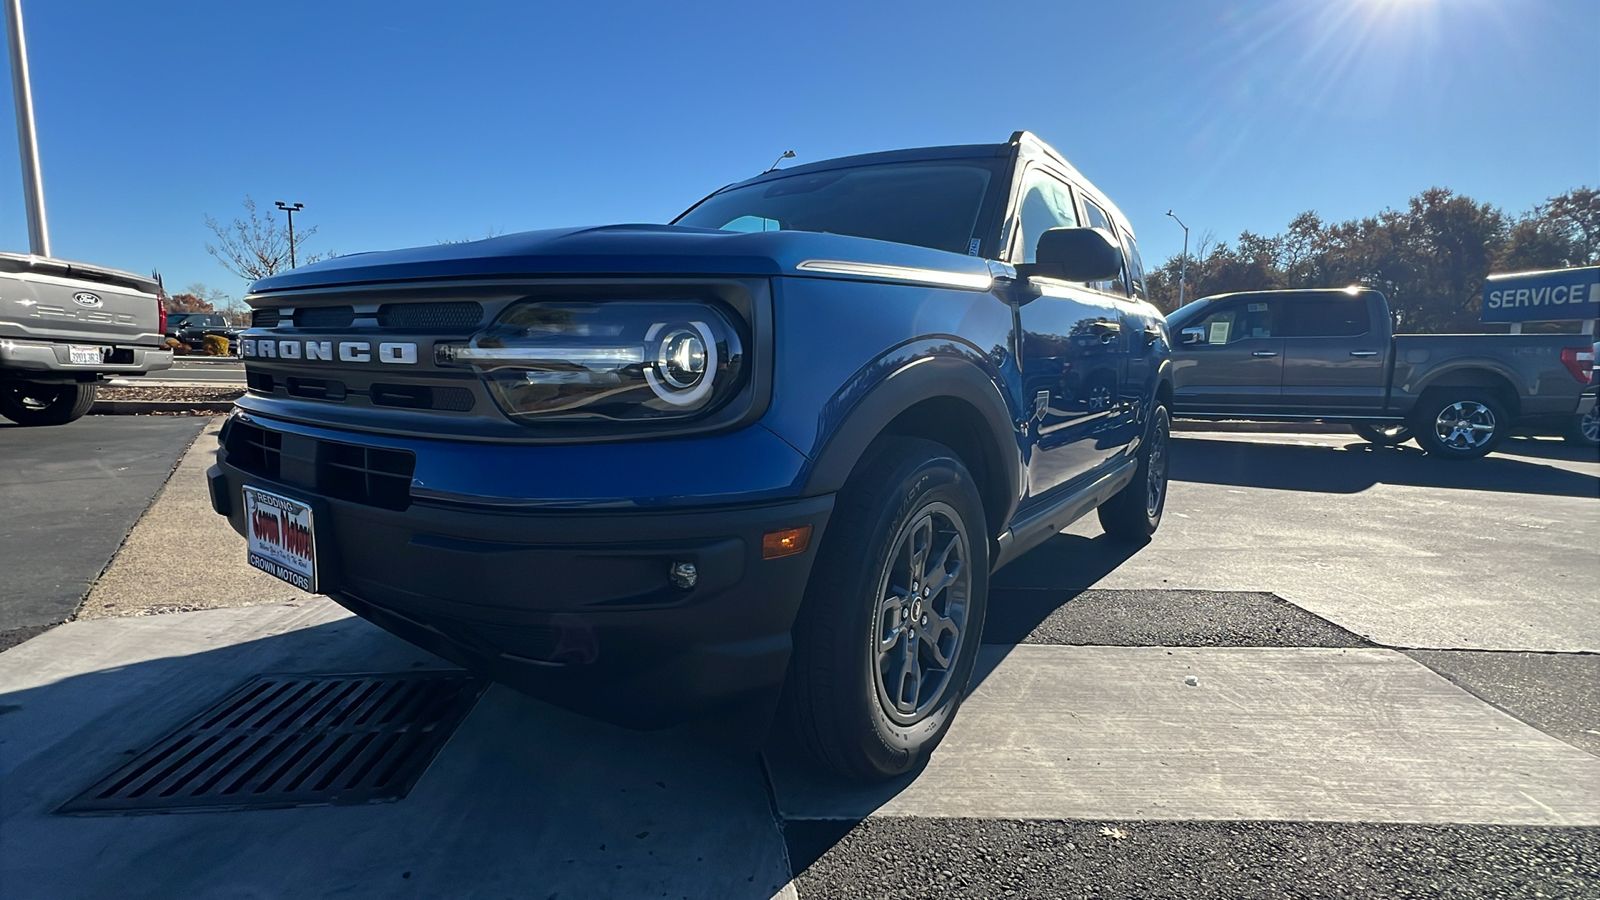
[91,401,237,415]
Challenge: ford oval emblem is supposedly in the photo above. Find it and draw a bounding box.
[72,292,103,309]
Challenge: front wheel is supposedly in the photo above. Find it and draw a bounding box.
[782,437,989,782]
[1352,422,1412,447]
[0,381,97,426]
[1098,404,1171,541]
[1410,390,1507,460]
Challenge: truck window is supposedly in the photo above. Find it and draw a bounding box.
[1281,298,1369,337]
[1014,167,1079,264]
[675,159,1002,257]
[1196,301,1276,344]
[1120,229,1146,300]
[1080,198,1128,297]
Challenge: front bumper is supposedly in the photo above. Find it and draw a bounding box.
[207,418,833,729]
[0,338,172,375]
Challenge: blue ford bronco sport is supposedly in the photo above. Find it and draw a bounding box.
[210,131,1174,781]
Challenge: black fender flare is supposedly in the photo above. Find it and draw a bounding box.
[800,354,1022,529]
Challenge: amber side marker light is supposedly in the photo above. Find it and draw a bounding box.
[762,526,813,560]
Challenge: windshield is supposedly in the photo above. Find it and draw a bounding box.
[172,314,225,327]
[675,159,1003,257]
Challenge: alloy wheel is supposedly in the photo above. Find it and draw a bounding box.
[1432,401,1497,451]
[872,502,971,724]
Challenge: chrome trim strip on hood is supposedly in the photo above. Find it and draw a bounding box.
[794,259,993,291]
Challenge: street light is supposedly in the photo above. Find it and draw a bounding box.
[1166,210,1189,309]
[275,201,304,268]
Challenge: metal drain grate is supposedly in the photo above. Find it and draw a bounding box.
[58,671,486,815]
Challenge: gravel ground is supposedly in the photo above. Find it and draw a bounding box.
[787,818,1600,900]
[96,385,241,403]
[984,589,1371,648]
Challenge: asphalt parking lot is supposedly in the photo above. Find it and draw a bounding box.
[0,420,1595,898]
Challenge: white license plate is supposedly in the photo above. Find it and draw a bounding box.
[69,346,101,365]
[243,486,317,592]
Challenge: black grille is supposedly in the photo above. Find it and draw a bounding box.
[224,420,282,480]
[246,371,276,393]
[251,309,281,328]
[286,377,347,402]
[57,672,486,815]
[319,440,415,511]
[293,306,355,328]
[377,301,483,331]
[369,383,476,412]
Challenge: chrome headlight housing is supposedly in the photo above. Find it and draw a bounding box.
[442,300,746,423]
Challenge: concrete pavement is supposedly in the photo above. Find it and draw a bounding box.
[1,424,1596,898]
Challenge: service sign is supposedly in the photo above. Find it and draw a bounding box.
[1481,266,1600,323]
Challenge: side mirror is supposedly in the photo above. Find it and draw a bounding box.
[1179,326,1207,346]
[1018,227,1123,282]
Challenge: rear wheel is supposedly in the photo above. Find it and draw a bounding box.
[1352,422,1412,447]
[782,437,989,782]
[0,381,97,426]
[1566,405,1599,448]
[1410,390,1507,460]
[1098,404,1171,541]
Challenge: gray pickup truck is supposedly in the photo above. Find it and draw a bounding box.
[0,252,172,425]
[1166,287,1596,458]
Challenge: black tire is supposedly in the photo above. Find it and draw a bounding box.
[1352,422,1412,447]
[1566,406,1599,448]
[1410,390,1508,460]
[782,437,989,782]
[1098,403,1171,541]
[0,382,97,426]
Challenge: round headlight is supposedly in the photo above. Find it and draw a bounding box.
[644,321,718,407]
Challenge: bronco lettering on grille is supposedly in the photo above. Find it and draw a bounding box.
[241,339,418,364]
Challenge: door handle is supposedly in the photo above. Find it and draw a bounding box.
[1251,350,1278,357]
[1349,350,1378,357]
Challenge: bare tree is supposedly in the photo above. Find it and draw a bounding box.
[205,195,325,283]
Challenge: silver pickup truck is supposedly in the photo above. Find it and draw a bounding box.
[0,252,172,425]
[1166,287,1596,459]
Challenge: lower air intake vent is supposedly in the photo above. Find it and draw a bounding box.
[246,371,276,393]
[57,672,486,814]
[377,301,483,331]
[294,306,355,328]
[318,440,415,510]
[223,421,282,480]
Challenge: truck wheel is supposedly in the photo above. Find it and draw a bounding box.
[1352,423,1412,447]
[0,382,98,426]
[783,437,989,782]
[1098,404,1171,541]
[1411,390,1507,460]
[1566,406,1599,448]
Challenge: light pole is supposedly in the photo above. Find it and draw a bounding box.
[275,201,304,268]
[6,0,49,257]
[1166,210,1189,309]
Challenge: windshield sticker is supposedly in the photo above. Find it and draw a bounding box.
[1248,303,1267,312]
[968,238,982,256]
[1209,321,1231,344]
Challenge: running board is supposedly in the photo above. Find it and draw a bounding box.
[991,459,1138,572]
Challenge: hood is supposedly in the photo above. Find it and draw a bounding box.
[247,224,993,293]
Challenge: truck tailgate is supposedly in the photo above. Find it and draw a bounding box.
[0,254,162,346]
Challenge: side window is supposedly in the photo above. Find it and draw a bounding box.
[1281,298,1370,337]
[1080,199,1128,296]
[1195,301,1277,345]
[1120,229,1147,300]
[1014,168,1078,264]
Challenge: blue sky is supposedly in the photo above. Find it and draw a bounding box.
[1,0,1595,298]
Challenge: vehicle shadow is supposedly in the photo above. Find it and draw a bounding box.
[0,613,790,900]
[1171,436,1600,497]
[1499,435,1600,464]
